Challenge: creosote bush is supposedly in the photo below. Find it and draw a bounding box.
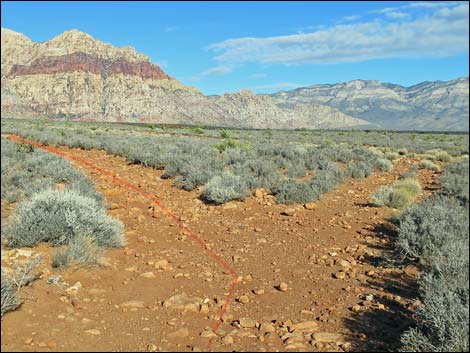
[7,189,125,248]
[419,160,440,172]
[52,234,102,268]
[371,177,421,209]
[202,173,247,204]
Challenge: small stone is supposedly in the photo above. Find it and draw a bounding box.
[365,294,374,302]
[237,295,250,304]
[285,342,307,350]
[85,329,101,335]
[312,332,345,344]
[147,343,157,352]
[222,335,234,345]
[334,272,346,280]
[253,289,265,295]
[155,259,169,269]
[24,337,33,345]
[282,208,296,217]
[378,303,385,310]
[254,189,264,198]
[140,272,156,279]
[239,317,257,328]
[339,260,351,268]
[168,327,189,339]
[200,330,215,338]
[109,203,120,210]
[291,321,318,332]
[278,282,288,292]
[304,202,317,210]
[259,323,276,334]
[352,304,362,312]
[120,300,146,308]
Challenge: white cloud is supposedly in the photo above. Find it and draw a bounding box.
[250,73,267,79]
[254,82,303,90]
[208,4,469,65]
[155,60,169,69]
[189,65,233,81]
[342,15,361,22]
[164,26,179,33]
[385,11,410,19]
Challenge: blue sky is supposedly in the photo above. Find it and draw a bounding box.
[2,1,469,95]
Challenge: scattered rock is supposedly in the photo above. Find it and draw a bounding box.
[291,321,318,332]
[282,208,296,217]
[239,317,257,328]
[351,304,362,312]
[140,272,156,279]
[277,282,289,292]
[120,300,146,309]
[163,293,203,313]
[312,332,346,344]
[334,272,346,280]
[304,202,317,210]
[147,343,157,352]
[222,335,234,345]
[84,329,101,335]
[237,295,250,304]
[168,327,189,339]
[259,323,276,334]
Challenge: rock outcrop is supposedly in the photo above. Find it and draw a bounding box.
[0,28,376,129]
[269,78,469,131]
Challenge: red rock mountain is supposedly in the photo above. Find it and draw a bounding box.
[1,28,369,129]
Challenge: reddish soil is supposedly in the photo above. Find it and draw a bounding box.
[1,146,442,352]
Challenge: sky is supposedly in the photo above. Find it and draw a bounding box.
[1,1,469,95]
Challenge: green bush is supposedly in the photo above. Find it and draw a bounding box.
[202,173,247,204]
[385,151,400,160]
[434,151,452,162]
[274,179,319,204]
[440,161,469,205]
[52,234,102,268]
[376,158,393,172]
[7,189,125,248]
[1,255,42,317]
[419,160,440,172]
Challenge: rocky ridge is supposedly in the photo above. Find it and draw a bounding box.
[1,28,369,129]
[269,78,469,131]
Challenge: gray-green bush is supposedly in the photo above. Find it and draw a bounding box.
[7,189,125,248]
[202,173,247,204]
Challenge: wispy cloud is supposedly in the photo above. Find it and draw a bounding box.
[164,26,179,33]
[250,73,267,79]
[385,11,410,19]
[207,3,468,66]
[155,59,169,69]
[342,15,361,22]
[189,65,232,81]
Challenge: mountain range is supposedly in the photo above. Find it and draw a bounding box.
[1,28,468,131]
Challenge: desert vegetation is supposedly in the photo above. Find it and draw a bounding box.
[1,119,468,352]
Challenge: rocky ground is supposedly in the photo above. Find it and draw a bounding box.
[1,146,441,352]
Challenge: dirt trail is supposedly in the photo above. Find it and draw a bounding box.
[1,146,441,352]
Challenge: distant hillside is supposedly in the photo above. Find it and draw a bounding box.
[269,78,469,131]
[1,28,367,130]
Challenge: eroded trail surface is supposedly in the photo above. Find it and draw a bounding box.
[1,146,440,352]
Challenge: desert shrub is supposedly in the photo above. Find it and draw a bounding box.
[233,159,283,192]
[215,139,249,152]
[1,138,103,204]
[371,178,421,209]
[274,179,319,204]
[399,165,419,180]
[202,173,247,204]
[376,158,393,172]
[220,130,231,138]
[396,195,468,264]
[398,148,408,155]
[388,179,421,209]
[372,186,393,206]
[440,161,469,205]
[419,160,440,172]
[192,127,204,134]
[7,189,125,248]
[397,195,469,352]
[348,161,373,179]
[385,151,400,160]
[52,234,102,268]
[434,151,452,162]
[1,255,42,316]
